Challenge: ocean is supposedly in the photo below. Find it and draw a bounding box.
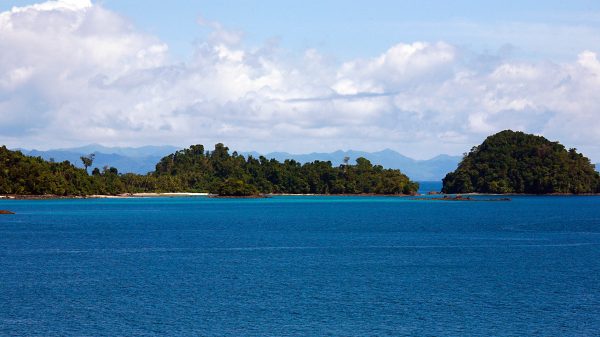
[1,194,600,336]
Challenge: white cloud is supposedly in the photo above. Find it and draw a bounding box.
[2,0,91,15]
[1,0,600,161]
[0,66,34,89]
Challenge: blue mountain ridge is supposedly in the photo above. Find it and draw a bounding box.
[21,146,599,181]
[53,144,180,158]
[16,145,461,181]
[242,149,461,181]
[19,146,178,175]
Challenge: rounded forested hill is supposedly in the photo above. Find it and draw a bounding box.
[442,130,600,194]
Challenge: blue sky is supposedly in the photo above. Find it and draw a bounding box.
[1,0,600,160]
[97,1,600,60]
[4,0,600,60]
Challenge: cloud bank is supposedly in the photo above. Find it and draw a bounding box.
[1,0,600,160]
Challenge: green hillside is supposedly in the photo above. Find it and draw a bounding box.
[0,146,124,195]
[152,144,419,195]
[0,144,419,196]
[442,130,600,194]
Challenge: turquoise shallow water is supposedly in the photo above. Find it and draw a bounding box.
[1,195,600,336]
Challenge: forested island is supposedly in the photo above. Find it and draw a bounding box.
[442,130,600,194]
[4,130,600,197]
[0,144,419,197]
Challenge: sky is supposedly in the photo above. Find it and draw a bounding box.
[1,0,600,160]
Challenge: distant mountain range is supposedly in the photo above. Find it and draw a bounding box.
[53,144,180,158]
[243,149,461,181]
[18,144,179,175]
[18,144,463,180]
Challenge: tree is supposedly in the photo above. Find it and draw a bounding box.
[0,143,421,196]
[343,156,350,173]
[80,153,95,174]
[442,130,600,194]
[211,178,259,196]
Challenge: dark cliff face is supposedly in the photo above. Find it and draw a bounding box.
[442,130,600,194]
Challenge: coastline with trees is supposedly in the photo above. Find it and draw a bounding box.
[0,143,419,197]
[2,130,600,198]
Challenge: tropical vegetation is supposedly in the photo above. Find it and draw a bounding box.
[442,130,600,194]
[0,144,419,196]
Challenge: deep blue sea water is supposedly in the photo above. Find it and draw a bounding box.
[1,195,600,336]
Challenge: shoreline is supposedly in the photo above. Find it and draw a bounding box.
[1,192,415,200]
[0,192,209,200]
[2,192,600,200]
[441,192,600,196]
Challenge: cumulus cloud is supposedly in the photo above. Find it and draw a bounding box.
[1,0,600,160]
